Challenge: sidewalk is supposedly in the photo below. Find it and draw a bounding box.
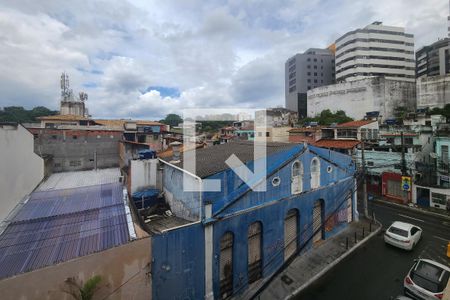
[372,197,450,220]
[254,218,381,300]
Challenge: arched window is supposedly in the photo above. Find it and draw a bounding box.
[248,222,262,284]
[220,232,234,299]
[291,161,303,194]
[284,209,299,261]
[311,158,320,189]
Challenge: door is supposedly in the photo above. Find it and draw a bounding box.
[284,210,298,261]
[347,194,352,223]
[248,222,262,284]
[313,201,323,243]
[291,161,303,194]
[410,227,422,244]
[220,232,233,299]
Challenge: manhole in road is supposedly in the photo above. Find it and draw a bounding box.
[281,275,294,285]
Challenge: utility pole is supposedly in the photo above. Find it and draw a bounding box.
[400,132,409,204]
[361,141,369,218]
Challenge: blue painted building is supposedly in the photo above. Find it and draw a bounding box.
[151,141,357,299]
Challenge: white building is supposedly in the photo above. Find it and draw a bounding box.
[307,77,416,120]
[417,74,450,109]
[335,21,415,83]
[0,123,44,224]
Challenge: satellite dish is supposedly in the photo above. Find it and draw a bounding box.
[429,152,437,159]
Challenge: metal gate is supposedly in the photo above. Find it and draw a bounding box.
[347,194,352,223]
[248,222,262,284]
[220,232,233,299]
[386,179,402,198]
[313,201,323,243]
[284,209,298,261]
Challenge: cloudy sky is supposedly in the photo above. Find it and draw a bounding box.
[0,0,447,119]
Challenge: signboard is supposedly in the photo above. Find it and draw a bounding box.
[401,176,411,191]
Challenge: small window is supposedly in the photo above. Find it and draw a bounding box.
[72,135,77,140]
[307,65,311,69]
[272,176,281,187]
[266,132,270,137]
[51,135,57,140]
[367,161,374,166]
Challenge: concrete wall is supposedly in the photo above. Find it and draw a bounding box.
[255,127,291,143]
[0,237,151,300]
[30,128,122,172]
[130,159,158,193]
[307,77,416,120]
[417,75,450,109]
[162,165,201,222]
[0,124,44,223]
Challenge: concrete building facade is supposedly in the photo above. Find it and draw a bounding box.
[285,48,335,117]
[0,123,44,223]
[29,127,122,172]
[416,38,450,78]
[417,74,450,109]
[335,22,415,83]
[307,77,416,120]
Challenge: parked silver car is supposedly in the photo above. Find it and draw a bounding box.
[404,259,450,299]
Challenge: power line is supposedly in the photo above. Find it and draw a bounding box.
[230,175,363,298]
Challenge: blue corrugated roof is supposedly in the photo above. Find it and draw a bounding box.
[0,182,130,279]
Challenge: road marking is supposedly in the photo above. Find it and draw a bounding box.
[433,235,449,242]
[398,214,425,223]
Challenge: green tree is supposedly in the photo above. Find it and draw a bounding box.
[159,113,183,127]
[0,106,58,122]
[299,109,353,126]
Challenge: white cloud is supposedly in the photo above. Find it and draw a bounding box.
[0,0,447,118]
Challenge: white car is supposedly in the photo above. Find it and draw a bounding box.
[384,221,422,251]
[404,259,450,300]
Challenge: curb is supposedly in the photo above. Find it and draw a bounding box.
[373,199,450,221]
[286,220,382,299]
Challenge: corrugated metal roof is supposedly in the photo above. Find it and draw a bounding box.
[37,168,121,191]
[0,182,130,279]
[162,141,296,178]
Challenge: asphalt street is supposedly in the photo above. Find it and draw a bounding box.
[294,200,450,300]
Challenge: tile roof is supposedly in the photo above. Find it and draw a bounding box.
[313,139,360,149]
[337,120,377,128]
[94,119,165,128]
[0,182,130,279]
[162,141,296,178]
[38,114,90,121]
